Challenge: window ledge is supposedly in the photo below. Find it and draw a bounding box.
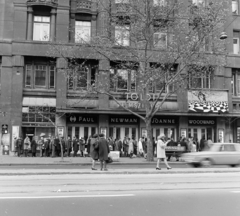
[23,88,56,97]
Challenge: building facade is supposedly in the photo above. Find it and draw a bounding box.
[0,0,239,154]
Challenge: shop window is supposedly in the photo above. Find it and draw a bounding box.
[115,25,130,46]
[75,21,91,43]
[232,0,239,15]
[24,59,56,89]
[75,127,79,139]
[22,106,56,123]
[110,68,136,92]
[188,65,214,89]
[33,16,50,41]
[67,62,97,91]
[232,68,240,96]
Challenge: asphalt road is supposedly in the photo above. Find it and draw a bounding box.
[0,172,240,216]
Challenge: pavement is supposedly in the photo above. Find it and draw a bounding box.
[0,155,240,175]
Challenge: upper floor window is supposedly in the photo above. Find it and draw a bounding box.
[153,32,167,49]
[188,65,213,89]
[25,59,55,89]
[75,21,91,43]
[192,0,205,6]
[232,0,239,15]
[33,16,50,41]
[232,68,240,96]
[115,25,130,46]
[67,62,97,91]
[233,31,240,54]
[110,68,136,92]
[153,0,166,7]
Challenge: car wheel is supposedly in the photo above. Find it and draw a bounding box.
[230,164,237,167]
[200,158,212,167]
[192,163,200,168]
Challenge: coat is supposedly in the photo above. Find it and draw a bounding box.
[128,139,134,154]
[157,139,166,159]
[72,139,79,152]
[79,139,85,151]
[98,137,110,161]
[31,140,37,153]
[23,137,31,150]
[16,138,23,150]
[90,138,98,160]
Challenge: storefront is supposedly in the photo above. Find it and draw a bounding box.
[187,117,216,142]
[109,115,139,141]
[66,114,99,141]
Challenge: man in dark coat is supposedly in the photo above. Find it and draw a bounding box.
[66,136,72,157]
[72,136,79,157]
[54,137,60,157]
[16,137,23,157]
[31,137,37,157]
[98,133,110,171]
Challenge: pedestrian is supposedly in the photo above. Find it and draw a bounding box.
[156,134,172,170]
[44,137,50,157]
[166,137,177,161]
[16,136,23,157]
[90,134,99,170]
[108,137,114,151]
[133,138,138,156]
[38,136,44,157]
[60,137,66,157]
[72,136,79,157]
[31,136,37,157]
[199,135,206,151]
[86,136,91,156]
[206,137,213,150]
[79,137,85,157]
[66,136,72,157]
[98,133,110,171]
[152,137,156,157]
[188,136,194,152]
[23,136,31,157]
[128,138,134,158]
[13,137,17,156]
[123,137,128,157]
[138,138,143,157]
[51,137,56,157]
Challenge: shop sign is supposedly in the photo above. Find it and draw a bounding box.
[151,117,177,125]
[188,90,229,113]
[188,118,216,126]
[110,116,139,124]
[67,115,98,124]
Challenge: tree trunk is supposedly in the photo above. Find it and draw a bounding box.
[145,118,154,161]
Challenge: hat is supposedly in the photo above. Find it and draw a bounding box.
[159,134,165,139]
[40,133,45,137]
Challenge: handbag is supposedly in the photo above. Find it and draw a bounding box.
[106,156,113,164]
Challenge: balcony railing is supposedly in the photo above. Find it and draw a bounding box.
[27,0,58,7]
[76,0,92,10]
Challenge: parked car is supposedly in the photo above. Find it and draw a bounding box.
[182,143,240,167]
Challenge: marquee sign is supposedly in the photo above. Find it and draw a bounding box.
[109,116,139,124]
[67,115,98,124]
[188,90,228,113]
[188,118,216,126]
[151,117,178,125]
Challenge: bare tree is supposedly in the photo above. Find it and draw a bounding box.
[48,0,228,161]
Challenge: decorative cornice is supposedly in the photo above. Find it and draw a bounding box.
[26,0,58,8]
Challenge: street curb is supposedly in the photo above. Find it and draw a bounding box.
[0,162,186,166]
[1,169,240,176]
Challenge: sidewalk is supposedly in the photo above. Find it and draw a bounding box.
[0,155,180,166]
[1,155,240,175]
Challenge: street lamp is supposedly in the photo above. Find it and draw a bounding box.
[220,31,227,40]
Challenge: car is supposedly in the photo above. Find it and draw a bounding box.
[182,143,240,167]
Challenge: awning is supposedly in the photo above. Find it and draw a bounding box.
[22,97,56,107]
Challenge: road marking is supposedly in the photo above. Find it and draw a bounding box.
[231,191,240,193]
[0,194,135,200]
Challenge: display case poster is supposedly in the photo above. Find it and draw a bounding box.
[12,126,19,151]
[218,129,224,143]
[100,127,107,137]
[181,129,187,138]
[58,127,64,137]
[141,128,147,138]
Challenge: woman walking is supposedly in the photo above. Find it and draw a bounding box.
[90,134,99,170]
[156,134,172,170]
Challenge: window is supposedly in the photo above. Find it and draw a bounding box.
[233,31,240,54]
[67,64,97,91]
[220,144,236,152]
[25,60,56,89]
[75,21,91,43]
[192,0,205,6]
[153,0,166,7]
[232,0,239,15]
[153,32,167,49]
[115,25,130,46]
[22,106,56,123]
[110,68,136,92]
[115,0,129,3]
[189,66,213,89]
[33,16,50,41]
[232,68,240,96]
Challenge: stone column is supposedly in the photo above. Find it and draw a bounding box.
[27,6,33,40]
[50,8,57,42]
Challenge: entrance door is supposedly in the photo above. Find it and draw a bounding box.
[188,128,214,142]
[109,127,138,141]
[68,126,98,142]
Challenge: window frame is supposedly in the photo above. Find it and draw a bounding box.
[75,20,92,44]
[24,62,56,90]
[232,68,240,96]
[33,15,50,41]
[153,32,167,49]
[233,37,240,54]
[232,0,239,15]
[115,25,130,47]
